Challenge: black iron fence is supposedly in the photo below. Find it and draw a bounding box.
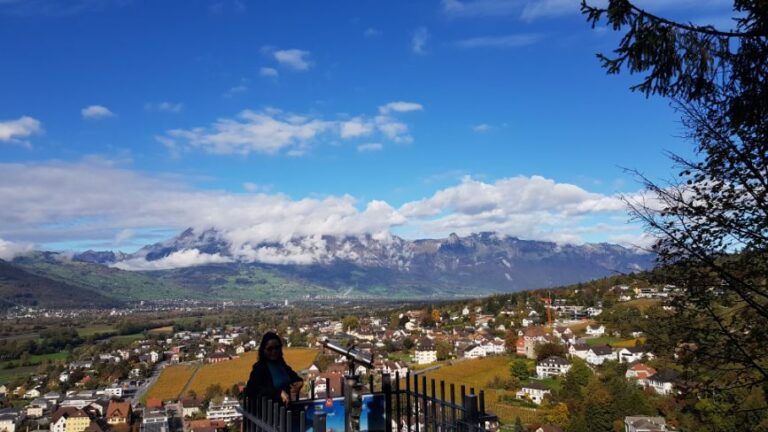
[239,372,499,432]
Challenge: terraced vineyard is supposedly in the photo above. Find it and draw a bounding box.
[146,348,318,401]
[414,356,544,424]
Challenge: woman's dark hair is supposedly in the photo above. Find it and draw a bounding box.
[258,331,284,361]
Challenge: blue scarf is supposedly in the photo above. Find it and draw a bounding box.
[267,361,290,391]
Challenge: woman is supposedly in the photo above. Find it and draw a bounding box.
[245,332,304,405]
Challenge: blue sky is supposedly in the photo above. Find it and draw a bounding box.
[0,0,735,261]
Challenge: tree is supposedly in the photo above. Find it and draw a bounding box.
[204,383,224,401]
[435,340,452,361]
[510,359,530,381]
[582,0,768,406]
[534,342,567,361]
[560,358,592,402]
[544,403,570,427]
[513,417,524,432]
[342,316,359,332]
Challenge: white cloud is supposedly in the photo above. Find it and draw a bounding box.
[274,49,312,71]
[442,0,519,17]
[81,105,115,119]
[455,34,541,48]
[340,118,373,138]
[0,160,642,266]
[145,102,184,113]
[364,28,381,37]
[357,143,383,152]
[473,124,491,132]
[159,104,419,156]
[113,249,233,270]
[242,182,272,193]
[161,109,334,155]
[411,27,429,55]
[260,67,279,77]
[0,238,35,260]
[0,116,42,145]
[399,175,630,241]
[378,101,424,114]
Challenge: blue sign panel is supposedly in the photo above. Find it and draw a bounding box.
[292,394,386,432]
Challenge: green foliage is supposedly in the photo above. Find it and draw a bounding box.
[341,316,359,331]
[535,342,567,361]
[560,358,591,401]
[509,359,530,381]
[513,416,524,432]
[583,0,768,404]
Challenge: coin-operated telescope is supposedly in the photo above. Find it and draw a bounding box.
[322,339,373,432]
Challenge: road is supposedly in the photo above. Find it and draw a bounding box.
[133,360,168,403]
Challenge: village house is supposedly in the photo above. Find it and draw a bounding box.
[181,399,202,418]
[463,344,486,359]
[586,346,614,365]
[206,396,242,423]
[624,416,668,432]
[568,343,590,360]
[142,410,170,432]
[51,407,90,432]
[106,400,131,425]
[642,369,679,396]
[617,347,655,363]
[552,326,573,341]
[482,339,505,356]
[520,327,548,359]
[0,408,21,432]
[625,363,657,381]
[536,356,571,379]
[515,383,551,405]
[414,338,437,365]
[585,325,605,337]
[207,352,232,364]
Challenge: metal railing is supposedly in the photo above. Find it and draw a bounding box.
[239,372,499,432]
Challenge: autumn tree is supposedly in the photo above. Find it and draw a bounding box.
[582,0,768,408]
[534,342,567,361]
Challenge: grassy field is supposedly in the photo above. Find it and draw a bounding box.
[564,319,595,335]
[145,364,199,402]
[624,298,662,312]
[412,356,544,424]
[0,351,68,369]
[0,365,38,384]
[146,348,318,401]
[584,336,621,346]
[77,325,116,337]
[610,337,646,348]
[148,326,174,334]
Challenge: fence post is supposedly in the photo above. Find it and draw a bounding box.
[395,371,402,432]
[313,412,326,432]
[461,394,479,432]
[383,373,392,432]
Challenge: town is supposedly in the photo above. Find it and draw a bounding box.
[1,276,707,432]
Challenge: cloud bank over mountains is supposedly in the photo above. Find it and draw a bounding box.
[0,157,647,269]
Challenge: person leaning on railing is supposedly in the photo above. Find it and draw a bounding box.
[244,331,304,405]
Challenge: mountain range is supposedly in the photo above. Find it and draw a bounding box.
[0,229,655,307]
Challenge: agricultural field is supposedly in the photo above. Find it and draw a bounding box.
[77,325,116,337]
[146,348,318,401]
[144,364,199,402]
[148,326,174,334]
[610,337,646,348]
[413,355,544,424]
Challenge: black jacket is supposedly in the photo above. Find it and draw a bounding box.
[244,360,303,403]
